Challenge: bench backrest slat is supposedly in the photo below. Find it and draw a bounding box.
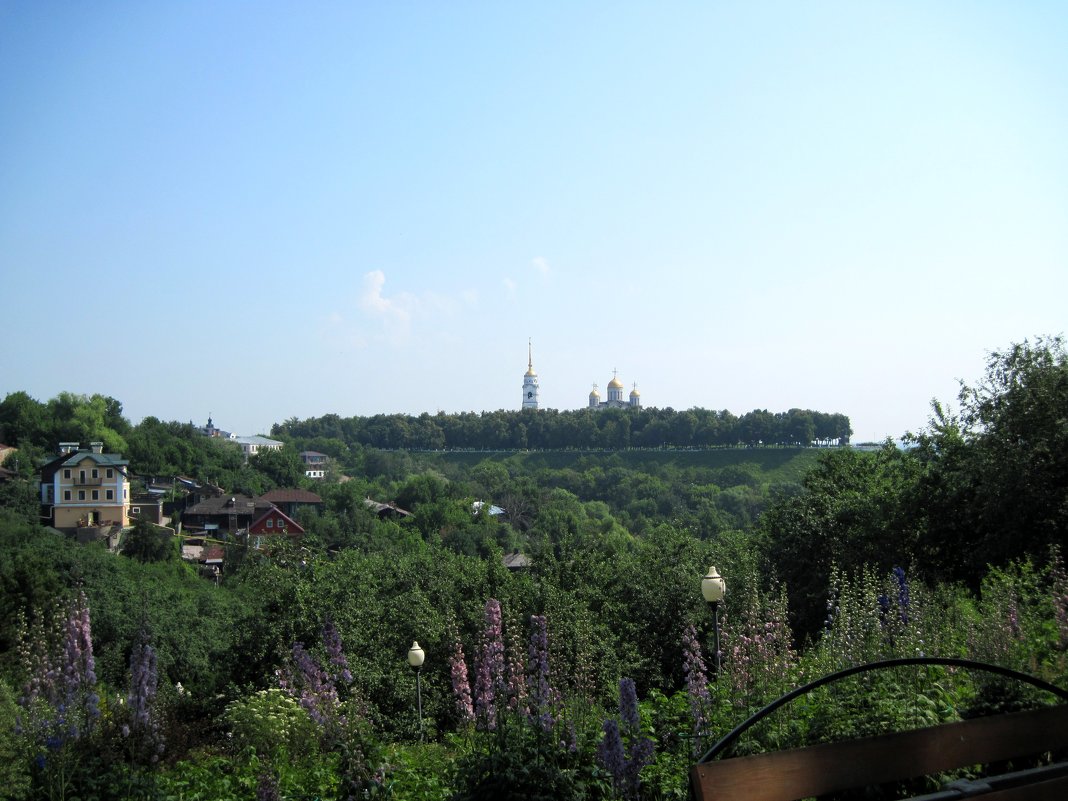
[971,773,1068,801]
[691,704,1068,801]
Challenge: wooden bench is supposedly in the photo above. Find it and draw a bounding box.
[691,658,1068,801]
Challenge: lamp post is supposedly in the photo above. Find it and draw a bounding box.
[701,566,726,678]
[408,640,425,741]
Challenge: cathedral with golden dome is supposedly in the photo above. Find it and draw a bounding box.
[521,343,641,411]
[588,370,641,410]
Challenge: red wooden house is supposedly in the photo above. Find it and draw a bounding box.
[249,507,305,537]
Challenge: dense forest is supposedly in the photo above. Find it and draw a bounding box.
[0,336,1065,800]
[272,405,853,451]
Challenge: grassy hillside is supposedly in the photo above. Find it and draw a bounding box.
[417,446,824,484]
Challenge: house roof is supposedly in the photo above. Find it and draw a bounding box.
[234,435,283,447]
[257,489,323,505]
[39,453,68,483]
[364,498,413,517]
[472,500,505,516]
[502,552,531,570]
[184,494,273,516]
[251,507,305,534]
[59,451,130,468]
[40,449,129,482]
[300,450,328,458]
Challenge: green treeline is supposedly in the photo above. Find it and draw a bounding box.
[272,405,853,451]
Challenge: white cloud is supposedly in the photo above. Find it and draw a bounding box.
[360,269,414,327]
[323,270,479,347]
[531,257,550,276]
[503,277,517,298]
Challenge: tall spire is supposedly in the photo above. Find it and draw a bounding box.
[522,338,540,410]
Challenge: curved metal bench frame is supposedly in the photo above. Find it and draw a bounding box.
[699,656,1068,764]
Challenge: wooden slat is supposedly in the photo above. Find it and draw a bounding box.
[691,704,1068,801]
[978,774,1068,801]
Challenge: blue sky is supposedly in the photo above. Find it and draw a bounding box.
[2,2,1065,442]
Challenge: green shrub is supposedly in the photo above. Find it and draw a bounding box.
[223,688,319,762]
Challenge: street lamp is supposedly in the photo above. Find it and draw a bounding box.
[701,566,726,677]
[408,640,425,741]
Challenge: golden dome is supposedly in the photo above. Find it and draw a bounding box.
[589,386,601,398]
[630,386,640,397]
[526,366,537,377]
[607,376,624,389]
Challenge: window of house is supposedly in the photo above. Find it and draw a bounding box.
[92,469,98,479]
[92,490,99,500]
[266,519,274,528]
[78,491,85,500]
[132,507,141,515]
[106,469,113,478]
[106,490,113,500]
[64,469,71,479]
[64,490,71,501]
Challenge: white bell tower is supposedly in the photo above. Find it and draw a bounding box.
[522,339,539,410]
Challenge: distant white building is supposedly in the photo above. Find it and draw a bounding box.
[522,339,540,410]
[300,451,328,479]
[588,371,641,410]
[198,416,235,439]
[234,435,284,460]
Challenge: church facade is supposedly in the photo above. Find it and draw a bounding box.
[520,344,642,411]
[588,371,641,410]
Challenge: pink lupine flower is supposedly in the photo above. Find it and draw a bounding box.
[448,633,475,724]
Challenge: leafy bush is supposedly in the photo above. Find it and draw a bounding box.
[223,688,319,762]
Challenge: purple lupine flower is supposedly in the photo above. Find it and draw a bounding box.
[527,615,554,728]
[625,734,655,800]
[449,636,475,724]
[721,593,797,708]
[599,677,654,801]
[288,641,340,727]
[66,594,99,722]
[619,677,639,733]
[256,768,282,801]
[682,624,709,751]
[563,719,578,753]
[61,593,98,720]
[322,618,353,685]
[127,642,158,729]
[1007,594,1021,639]
[894,567,910,624]
[1052,553,1068,649]
[597,718,626,791]
[505,613,528,714]
[16,596,104,766]
[474,598,505,730]
[877,594,891,628]
[824,591,839,634]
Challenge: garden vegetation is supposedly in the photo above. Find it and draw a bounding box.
[0,336,1065,800]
